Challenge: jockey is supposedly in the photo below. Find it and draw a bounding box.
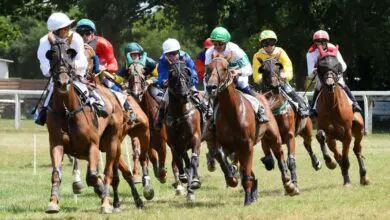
[252,30,309,117]
[76,18,138,122]
[205,27,268,123]
[118,42,158,84]
[306,30,362,116]
[36,12,107,125]
[155,38,208,130]
[75,18,119,88]
[195,38,213,89]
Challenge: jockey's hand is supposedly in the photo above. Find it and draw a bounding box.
[230,69,241,77]
[280,71,286,79]
[122,90,129,96]
[146,79,154,85]
[99,64,107,72]
[163,80,168,87]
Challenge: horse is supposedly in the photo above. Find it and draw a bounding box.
[75,43,155,198]
[163,61,205,202]
[259,58,322,191]
[125,62,169,184]
[206,53,297,206]
[315,53,369,186]
[44,33,143,214]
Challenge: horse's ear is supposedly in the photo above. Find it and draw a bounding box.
[67,48,77,59]
[275,63,284,70]
[47,32,56,45]
[45,50,55,60]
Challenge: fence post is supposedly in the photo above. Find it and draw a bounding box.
[363,95,373,135]
[14,93,20,129]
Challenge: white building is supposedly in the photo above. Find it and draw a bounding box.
[0,58,14,79]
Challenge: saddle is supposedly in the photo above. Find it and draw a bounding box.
[148,83,165,103]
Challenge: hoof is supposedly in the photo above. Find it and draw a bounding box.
[324,156,337,170]
[158,169,167,184]
[207,163,216,172]
[261,156,275,171]
[313,160,322,171]
[187,193,195,203]
[135,198,144,209]
[72,181,83,194]
[344,183,352,188]
[285,186,300,196]
[226,177,238,188]
[133,175,142,184]
[100,205,113,214]
[45,202,60,214]
[175,184,186,196]
[360,176,370,185]
[143,185,155,200]
[284,181,297,195]
[190,178,201,190]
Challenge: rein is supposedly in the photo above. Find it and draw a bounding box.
[212,57,234,93]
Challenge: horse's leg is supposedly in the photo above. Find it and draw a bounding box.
[285,130,300,194]
[189,135,202,191]
[316,130,337,169]
[339,132,352,186]
[237,146,255,206]
[117,156,144,208]
[260,139,275,171]
[72,158,83,194]
[131,137,142,184]
[153,134,168,183]
[112,164,121,212]
[300,120,321,171]
[139,138,155,201]
[171,146,186,195]
[148,147,159,179]
[46,144,64,213]
[352,115,370,185]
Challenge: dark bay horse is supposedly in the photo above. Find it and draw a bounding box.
[206,53,297,206]
[260,58,322,192]
[164,61,204,202]
[44,33,143,214]
[315,53,369,186]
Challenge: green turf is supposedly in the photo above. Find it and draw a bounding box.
[0,119,389,219]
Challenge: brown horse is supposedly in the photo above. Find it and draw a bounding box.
[260,58,322,192]
[83,45,155,198]
[206,53,297,206]
[315,54,369,186]
[164,61,204,202]
[44,33,143,214]
[125,62,169,183]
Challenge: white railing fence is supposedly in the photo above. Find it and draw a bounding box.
[1,89,390,134]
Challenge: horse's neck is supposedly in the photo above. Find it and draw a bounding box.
[218,84,243,119]
[52,90,66,113]
[168,93,191,116]
[63,85,83,112]
[265,89,285,110]
[321,85,347,109]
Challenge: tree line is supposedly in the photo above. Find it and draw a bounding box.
[0,0,389,91]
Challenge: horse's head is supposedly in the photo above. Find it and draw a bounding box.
[167,61,192,103]
[259,58,283,91]
[206,52,233,98]
[127,62,146,101]
[46,33,77,93]
[317,55,342,92]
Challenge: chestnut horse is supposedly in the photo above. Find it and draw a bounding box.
[315,54,369,186]
[206,54,297,206]
[125,62,169,183]
[164,61,204,202]
[260,58,322,191]
[44,34,143,214]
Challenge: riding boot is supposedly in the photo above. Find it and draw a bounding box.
[310,89,320,117]
[343,86,362,112]
[243,86,269,123]
[286,90,309,117]
[124,100,138,123]
[90,90,109,118]
[34,107,47,126]
[155,105,166,131]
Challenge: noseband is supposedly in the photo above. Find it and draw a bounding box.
[209,57,234,93]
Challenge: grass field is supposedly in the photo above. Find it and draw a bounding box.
[0,119,390,219]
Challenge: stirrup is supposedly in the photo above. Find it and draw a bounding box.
[352,103,362,113]
[256,112,268,124]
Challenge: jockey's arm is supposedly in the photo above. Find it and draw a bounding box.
[98,38,118,73]
[72,33,88,77]
[37,36,51,77]
[185,54,199,87]
[278,49,293,82]
[306,52,317,79]
[157,56,168,88]
[252,53,262,84]
[336,51,347,73]
[235,54,252,77]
